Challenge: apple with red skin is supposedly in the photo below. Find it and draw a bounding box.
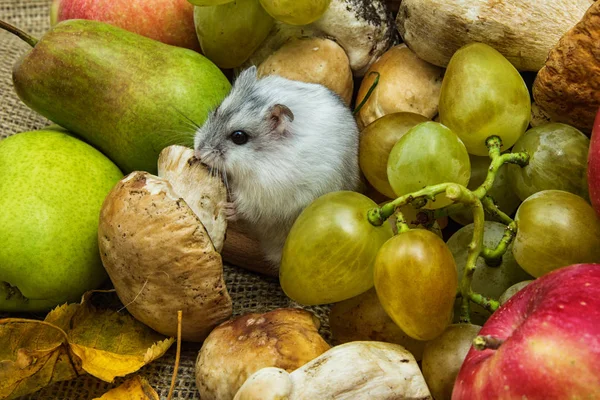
[453,263,600,400]
[51,0,200,51]
[588,107,600,217]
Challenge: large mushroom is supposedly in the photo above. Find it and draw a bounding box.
[233,341,433,399]
[396,0,593,71]
[98,145,232,342]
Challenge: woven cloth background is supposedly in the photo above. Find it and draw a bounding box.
[0,1,332,398]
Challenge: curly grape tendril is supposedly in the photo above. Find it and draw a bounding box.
[367,135,530,322]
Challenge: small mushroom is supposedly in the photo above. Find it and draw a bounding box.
[234,341,433,400]
[98,146,232,342]
[195,308,330,400]
[533,1,600,133]
[355,44,443,129]
[397,0,593,71]
[258,37,354,105]
[242,0,397,76]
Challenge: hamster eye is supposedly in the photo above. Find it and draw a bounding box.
[230,130,248,145]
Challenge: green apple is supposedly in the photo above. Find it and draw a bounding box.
[0,129,123,311]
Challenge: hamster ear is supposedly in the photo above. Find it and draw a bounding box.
[269,104,294,136]
[236,65,258,85]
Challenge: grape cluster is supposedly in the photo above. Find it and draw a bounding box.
[279,42,600,343]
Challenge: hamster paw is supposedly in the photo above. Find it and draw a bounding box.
[223,201,238,221]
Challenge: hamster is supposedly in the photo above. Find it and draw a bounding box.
[193,66,361,274]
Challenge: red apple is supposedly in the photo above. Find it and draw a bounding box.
[453,263,600,400]
[588,107,600,217]
[51,0,200,51]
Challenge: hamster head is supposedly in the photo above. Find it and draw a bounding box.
[193,66,295,181]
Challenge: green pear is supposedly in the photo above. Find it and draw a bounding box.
[4,19,231,174]
[0,129,123,312]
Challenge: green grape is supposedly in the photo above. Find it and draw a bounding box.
[422,324,481,400]
[447,221,533,321]
[387,121,471,209]
[259,0,331,25]
[450,154,521,225]
[508,123,590,202]
[439,43,531,156]
[499,280,533,305]
[513,190,600,277]
[188,0,234,5]
[359,112,429,199]
[374,229,457,341]
[280,191,393,305]
[194,0,275,69]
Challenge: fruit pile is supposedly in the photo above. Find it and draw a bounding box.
[2,0,600,399]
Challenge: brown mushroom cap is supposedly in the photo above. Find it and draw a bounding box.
[258,37,354,105]
[195,308,331,400]
[98,171,232,342]
[533,1,600,133]
[355,44,443,130]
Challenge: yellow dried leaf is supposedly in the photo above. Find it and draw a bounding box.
[47,291,175,382]
[94,375,160,400]
[0,319,79,400]
[0,291,174,399]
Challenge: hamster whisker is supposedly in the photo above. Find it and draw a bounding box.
[170,105,203,130]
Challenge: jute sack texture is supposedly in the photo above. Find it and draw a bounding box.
[0,1,332,398]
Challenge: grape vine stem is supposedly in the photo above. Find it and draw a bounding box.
[367,135,528,322]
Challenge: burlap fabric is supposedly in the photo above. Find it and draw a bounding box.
[0,1,332,398]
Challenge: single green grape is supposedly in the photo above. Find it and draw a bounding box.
[194,0,274,69]
[280,191,393,305]
[422,324,482,400]
[374,229,457,341]
[387,121,471,209]
[450,154,521,225]
[508,123,590,201]
[259,0,331,25]
[359,112,430,199]
[513,190,600,277]
[439,43,531,156]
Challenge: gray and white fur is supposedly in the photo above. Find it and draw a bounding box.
[194,66,361,273]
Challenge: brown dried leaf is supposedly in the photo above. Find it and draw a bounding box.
[0,292,174,399]
[0,319,78,400]
[93,376,160,400]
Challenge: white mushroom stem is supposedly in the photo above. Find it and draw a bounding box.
[234,342,433,400]
[233,368,293,400]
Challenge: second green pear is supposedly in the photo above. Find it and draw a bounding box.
[11,19,231,174]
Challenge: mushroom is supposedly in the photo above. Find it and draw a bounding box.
[195,308,331,400]
[396,0,593,71]
[532,1,600,133]
[329,288,427,361]
[234,341,433,400]
[257,37,354,105]
[241,0,397,77]
[530,102,554,128]
[98,145,232,342]
[354,44,443,129]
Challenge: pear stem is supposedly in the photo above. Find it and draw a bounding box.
[0,20,39,47]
